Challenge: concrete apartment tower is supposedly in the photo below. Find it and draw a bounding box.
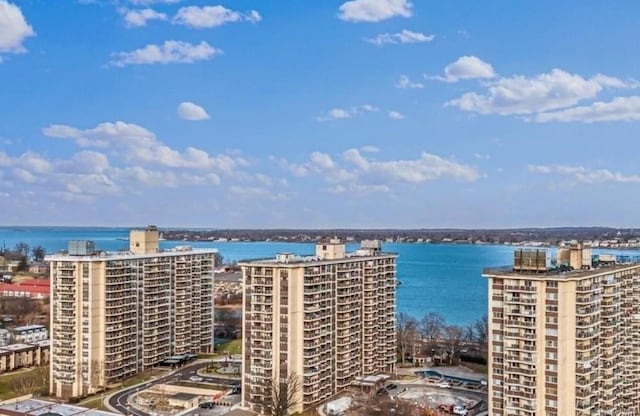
[484,244,640,416]
[239,239,397,415]
[47,226,217,399]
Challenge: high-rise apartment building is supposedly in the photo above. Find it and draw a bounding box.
[484,244,640,416]
[47,226,216,399]
[239,240,397,414]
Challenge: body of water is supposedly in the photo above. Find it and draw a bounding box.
[2,227,635,326]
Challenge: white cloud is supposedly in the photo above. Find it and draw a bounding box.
[121,8,167,27]
[396,74,423,89]
[338,0,412,22]
[533,96,640,123]
[109,40,221,67]
[42,121,238,172]
[0,1,35,55]
[173,5,261,28]
[129,0,180,4]
[429,55,495,83]
[388,111,405,120]
[529,164,640,184]
[360,145,380,153]
[447,69,634,116]
[365,29,433,46]
[177,101,210,121]
[276,148,480,193]
[315,104,379,121]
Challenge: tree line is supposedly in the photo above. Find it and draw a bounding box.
[397,311,488,367]
[1,242,47,272]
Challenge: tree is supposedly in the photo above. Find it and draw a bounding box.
[16,256,28,272]
[213,252,224,267]
[13,242,29,257]
[259,372,301,416]
[31,245,46,262]
[214,309,241,339]
[0,297,36,316]
[442,325,464,365]
[473,314,489,356]
[397,312,417,366]
[419,312,445,355]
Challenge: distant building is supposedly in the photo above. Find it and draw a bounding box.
[239,239,397,414]
[46,226,217,400]
[0,280,50,299]
[28,262,48,274]
[11,325,48,344]
[484,244,640,416]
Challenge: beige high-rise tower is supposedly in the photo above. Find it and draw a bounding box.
[239,240,397,414]
[47,226,217,399]
[484,245,640,416]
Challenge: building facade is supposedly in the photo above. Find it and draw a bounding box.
[239,240,397,414]
[47,226,216,399]
[11,325,48,344]
[0,340,50,374]
[484,245,640,416]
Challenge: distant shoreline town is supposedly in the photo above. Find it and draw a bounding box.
[161,227,640,249]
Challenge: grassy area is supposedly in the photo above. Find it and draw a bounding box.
[121,372,155,388]
[215,339,242,355]
[462,362,488,374]
[0,368,48,400]
[80,396,110,411]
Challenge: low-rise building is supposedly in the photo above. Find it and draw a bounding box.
[0,280,50,299]
[11,325,48,344]
[0,329,10,347]
[0,397,119,416]
[0,341,50,373]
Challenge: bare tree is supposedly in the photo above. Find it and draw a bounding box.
[31,246,46,262]
[419,312,445,356]
[13,242,30,257]
[214,309,241,339]
[442,325,464,365]
[473,314,489,357]
[10,372,40,395]
[397,312,417,366]
[259,371,301,416]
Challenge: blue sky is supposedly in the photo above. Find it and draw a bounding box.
[1,0,640,228]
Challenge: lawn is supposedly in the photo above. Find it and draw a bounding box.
[80,396,110,411]
[215,339,242,355]
[0,368,48,400]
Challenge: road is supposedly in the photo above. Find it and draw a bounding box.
[108,361,240,416]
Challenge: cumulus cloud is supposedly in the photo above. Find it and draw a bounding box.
[42,121,238,172]
[109,40,221,67]
[338,0,412,23]
[129,0,180,4]
[315,104,379,121]
[0,1,36,55]
[533,96,640,123]
[529,164,640,184]
[365,29,433,46]
[121,8,167,27]
[274,148,480,193]
[173,5,261,28]
[447,68,634,116]
[429,55,495,83]
[388,111,405,119]
[396,74,423,89]
[177,101,210,121]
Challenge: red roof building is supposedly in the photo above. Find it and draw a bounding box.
[0,282,50,299]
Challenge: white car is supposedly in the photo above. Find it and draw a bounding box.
[436,381,451,389]
[190,375,203,382]
[453,405,468,415]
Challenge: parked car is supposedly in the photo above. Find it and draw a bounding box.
[452,405,468,415]
[199,402,214,409]
[436,381,452,389]
[386,383,398,391]
[190,375,204,382]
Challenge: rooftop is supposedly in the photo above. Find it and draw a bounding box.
[240,249,396,266]
[0,399,120,416]
[13,325,47,332]
[46,246,218,262]
[0,343,36,352]
[483,259,640,279]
